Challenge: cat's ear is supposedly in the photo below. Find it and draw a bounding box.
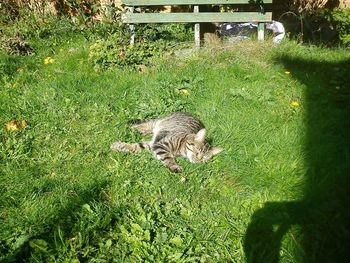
[195,128,206,143]
[211,147,223,156]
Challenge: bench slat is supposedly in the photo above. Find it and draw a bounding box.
[123,12,272,23]
[121,0,273,6]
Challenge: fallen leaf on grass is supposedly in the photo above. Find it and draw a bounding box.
[137,64,147,73]
[5,120,26,132]
[118,50,125,59]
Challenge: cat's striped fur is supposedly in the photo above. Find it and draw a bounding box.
[110,112,223,173]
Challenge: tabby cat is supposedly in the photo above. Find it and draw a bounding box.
[110,112,223,173]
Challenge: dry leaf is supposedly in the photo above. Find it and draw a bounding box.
[21,120,27,129]
[5,120,20,132]
[5,119,27,132]
[118,51,125,59]
[137,64,148,73]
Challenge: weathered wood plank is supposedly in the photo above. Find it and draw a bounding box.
[121,0,273,6]
[257,22,264,41]
[129,7,135,45]
[122,12,272,23]
[194,5,200,47]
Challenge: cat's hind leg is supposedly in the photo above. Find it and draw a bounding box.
[130,120,156,135]
[110,141,151,153]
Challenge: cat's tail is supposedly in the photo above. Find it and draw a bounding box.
[127,119,144,125]
[110,141,151,153]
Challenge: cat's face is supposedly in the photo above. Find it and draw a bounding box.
[186,129,223,163]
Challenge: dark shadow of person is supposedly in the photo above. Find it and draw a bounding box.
[244,54,350,263]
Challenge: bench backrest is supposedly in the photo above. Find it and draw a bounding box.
[122,1,272,6]
[121,0,273,45]
[121,0,273,24]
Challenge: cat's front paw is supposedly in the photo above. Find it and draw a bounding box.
[169,165,183,173]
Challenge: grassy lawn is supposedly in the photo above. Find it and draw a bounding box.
[1,30,350,262]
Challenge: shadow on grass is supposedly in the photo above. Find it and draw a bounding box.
[244,55,350,262]
[3,176,110,263]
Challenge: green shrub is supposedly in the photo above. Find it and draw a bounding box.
[0,36,35,56]
[88,23,193,70]
[0,1,19,24]
[136,23,193,42]
[324,8,350,45]
[88,38,172,70]
[0,13,83,55]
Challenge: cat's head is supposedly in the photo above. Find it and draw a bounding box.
[186,129,223,163]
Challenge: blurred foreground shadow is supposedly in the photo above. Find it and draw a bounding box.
[244,54,350,262]
[3,178,109,262]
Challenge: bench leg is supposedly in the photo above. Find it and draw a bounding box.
[194,5,200,48]
[258,22,265,41]
[129,7,135,45]
[130,24,135,45]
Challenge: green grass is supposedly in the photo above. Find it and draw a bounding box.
[1,29,350,262]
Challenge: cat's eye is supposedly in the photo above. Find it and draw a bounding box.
[186,143,195,151]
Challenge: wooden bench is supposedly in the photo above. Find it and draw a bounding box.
[121,0,273,47]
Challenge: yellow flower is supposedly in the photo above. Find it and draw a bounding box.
[285,70,291,75]
[180,89,190,96]
[44,57,54,65]
[291,101,300,107]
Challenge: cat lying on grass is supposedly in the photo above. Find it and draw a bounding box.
[111,112,223,173]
